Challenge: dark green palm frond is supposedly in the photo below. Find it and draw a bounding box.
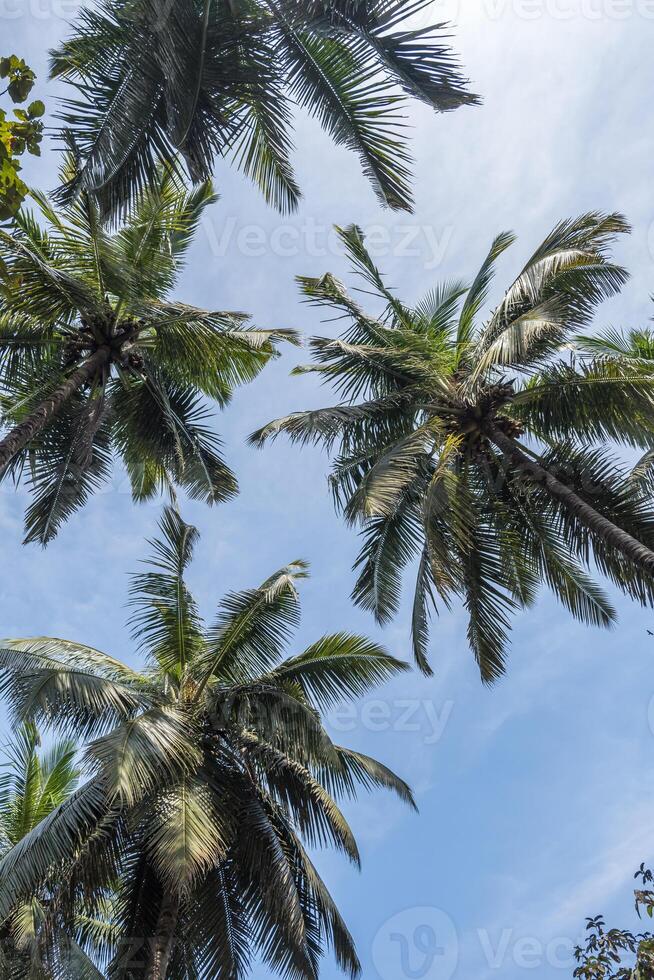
[51,0,476,216]
[230,790,315,979]
[148,305,294,404]
[576,325,654,362]
[0,779,111,923]
[300,336,420,405]
[128,506,205,674]
[630,447,654,496]
[51,10,175,217]
[203,560,308,682]
[210,683,338,768]
[0,222,101,324]
[320,0,479,111]
[110,169,218,304]
[530,444,654,607]
[510,359,654,447]
[0,644,144,739]
[511,500,617,629]
[454,230,516,358]
[85,705,201,806]
[112,372,239,506]
[71,894,117,972]
[263,633,408,711]
[462,523,517,684]
[0,638,145,686]
[335,224,413,326]
[0,315,62,389]
[434,469,518,682]
[240,733,360,864]
[315,745,416,810]
[182,863,251,980]
[53,935,107,980]
[287,832,360,979]
[343,423,438,524]
[274,21,414,210]
[351,490,425,627]
[249,391,413,455]
[411,544,438,675]
[228,71,302,213]
[144,775,229,891]
[470,213,630,384]
[105,848,164,979]
[21,391,113,546]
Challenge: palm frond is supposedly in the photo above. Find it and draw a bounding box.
[203,561,308,682]
[266,633,408,711]
[128,506,205,674]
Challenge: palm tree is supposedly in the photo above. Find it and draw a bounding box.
[49,0,479,218]
[0,723,112,978]
[0,162,295,544]
[251,216,654,681]
[0,506,413,979]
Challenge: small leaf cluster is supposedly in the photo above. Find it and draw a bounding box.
[573,867,654,978]
[0,56,45,222]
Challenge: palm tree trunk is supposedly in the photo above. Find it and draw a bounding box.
[145,891,180,980]
[0,346,111,475]
[488,426,654,576]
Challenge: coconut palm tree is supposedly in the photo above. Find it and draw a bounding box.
[251,215,654,681]
[0,162,295,544]
[0,723,113,979]
[0,506,413,979]
[49,0,479,218]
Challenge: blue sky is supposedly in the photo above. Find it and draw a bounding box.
[5,2,654,977]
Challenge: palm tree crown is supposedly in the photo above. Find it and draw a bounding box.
[49,0,479,217]
[252,216,654,681]
[0,724,112,979]
[0,163,295,544]
[0,725,79,854]
[0,507,413,979]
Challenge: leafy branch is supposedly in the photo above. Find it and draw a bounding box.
[0,56,44,222]
[573,866,654,978]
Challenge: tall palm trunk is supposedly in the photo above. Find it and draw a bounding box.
[0,346,111,475]
[488,426,654,576]
[145,891,180,980]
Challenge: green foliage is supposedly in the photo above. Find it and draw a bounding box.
[0,507,412,978]
[573,866,654,978]
[49,0,479,218]
[0,57,44,222]
[0,724,111,978]
[252,215,654,680]
[0,164,297,544]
